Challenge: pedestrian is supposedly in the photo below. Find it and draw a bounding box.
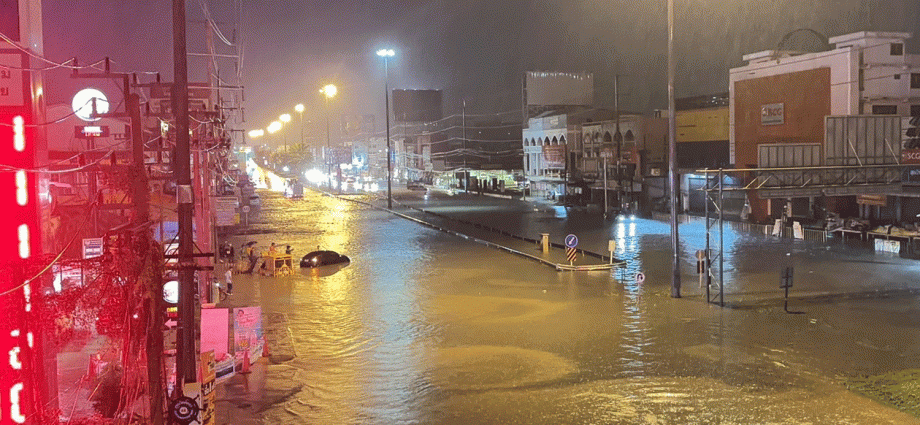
[225,268,233,295]
[244,245,258,274]
[285,245,294,255]
[269,242,277,254]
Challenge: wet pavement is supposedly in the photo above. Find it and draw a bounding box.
[215,184,920,424]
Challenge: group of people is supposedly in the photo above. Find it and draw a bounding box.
[239,242,294,274]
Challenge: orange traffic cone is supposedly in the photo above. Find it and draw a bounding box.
[239,350,251,374]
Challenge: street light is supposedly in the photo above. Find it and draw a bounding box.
[376,48,395,209]
[320,84,337,188]
[267,121,282,134]
[280,113,292,151]
[248,129,264,139]
[294,104,305,150]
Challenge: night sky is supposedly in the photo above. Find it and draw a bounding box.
[38,0,920,145]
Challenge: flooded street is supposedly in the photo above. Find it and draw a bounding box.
[217,188,920,424]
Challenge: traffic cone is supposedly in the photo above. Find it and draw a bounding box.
[262,341,270,358]
[239,350,251,374]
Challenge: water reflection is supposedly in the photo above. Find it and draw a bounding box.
[220,188,920,424]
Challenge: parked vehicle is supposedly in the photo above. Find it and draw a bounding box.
[300,250,350,268]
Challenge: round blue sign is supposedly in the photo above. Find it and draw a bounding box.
[565,234,578,248]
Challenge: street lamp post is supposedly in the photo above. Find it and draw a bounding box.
[279,113,292,152]
[668,0,681,298]
[295,103,305,150]
[320,84,337,189]
[377,48,395,209]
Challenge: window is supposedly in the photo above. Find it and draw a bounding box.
[894,74,901,80]
[891,43,904,56]
[912,105,920,117]
[912,73,920,89]
[872,105,898,115]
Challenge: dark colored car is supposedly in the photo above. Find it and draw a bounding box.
[300,250,350,268]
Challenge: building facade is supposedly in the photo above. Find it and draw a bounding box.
[729,31,920,223]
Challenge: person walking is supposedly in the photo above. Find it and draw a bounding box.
[225,268,233,295]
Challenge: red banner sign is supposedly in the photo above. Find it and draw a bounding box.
[902,149,920,164]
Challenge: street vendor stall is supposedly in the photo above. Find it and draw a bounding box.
[259,252,294,277]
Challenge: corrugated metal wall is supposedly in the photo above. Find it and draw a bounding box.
[825,116,902,166]
[758,143,822,168]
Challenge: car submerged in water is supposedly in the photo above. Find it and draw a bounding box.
[300,250,351,268]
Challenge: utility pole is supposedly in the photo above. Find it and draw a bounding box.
[130,86,163,425]
[325,96,332,189]
[128,93,149,223]
[614,74,621,213]
[462,100,467,171]
[173,0,197,387]
[668,0,682,298]
[384,58,392,209]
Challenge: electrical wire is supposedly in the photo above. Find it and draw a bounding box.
[0,202,95,297]
[0,31,108,71]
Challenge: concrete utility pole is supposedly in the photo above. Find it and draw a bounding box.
[462,99,467,171]
[614,74,621,213]
[668,0,682,298]
[383,58,392,209]
[173,0,197,386]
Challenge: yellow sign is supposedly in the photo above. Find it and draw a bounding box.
[199,351,216,425]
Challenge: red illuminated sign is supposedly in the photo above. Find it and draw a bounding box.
[1,106,38,422]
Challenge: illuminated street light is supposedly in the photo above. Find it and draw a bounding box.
[248,129,264,139]
[294,104,306,150]
[320,84,337,98]
[279,113,292,123]
[267,121,282,134]
[377,48,395,209]
[320,84,338,188]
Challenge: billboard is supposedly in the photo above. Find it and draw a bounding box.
[392,89,442,122]
[542,145,566,169]
[525,72,593,106]
[342,114,375,137]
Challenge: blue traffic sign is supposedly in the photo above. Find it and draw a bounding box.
[565,234,578,248]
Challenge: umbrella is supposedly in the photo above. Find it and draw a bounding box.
[245,241,258,246]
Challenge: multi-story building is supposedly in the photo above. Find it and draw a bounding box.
[729,30,920,223]
[522,109,614,200]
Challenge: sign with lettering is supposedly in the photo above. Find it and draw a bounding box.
[542,145,566,169]
[82,238,104,259]
[233,307,264,361]
[761,103,785,126]
[857,194,888,206]
[213,196,239,227]
[902,149,920,164]
[199,351,216,425]
[0,52,25,107]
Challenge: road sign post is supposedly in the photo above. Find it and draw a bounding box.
[780,266,794,313]
[608,240,616,264]
[565,234,578,248]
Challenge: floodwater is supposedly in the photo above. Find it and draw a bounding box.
[217,188,920,424]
